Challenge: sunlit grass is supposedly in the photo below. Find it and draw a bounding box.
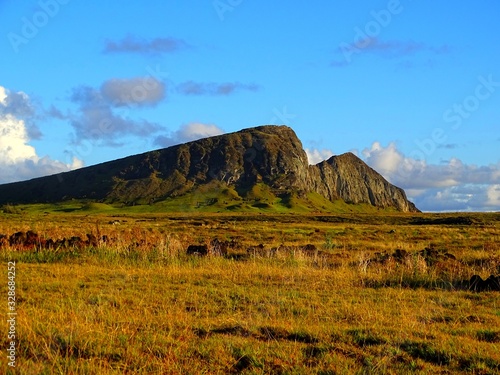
[0,211,499,373]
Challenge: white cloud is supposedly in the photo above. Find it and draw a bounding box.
[0,86,7,104]
[362,141,405,175]
[362,141,500,211]
[305,148,334,165]
[0,85,83,184]
[70,85,164,145]
[100,77,166,107]
[0,85,40,139]
[154,122,224,147]
[177,81,260,96]
[410,184,500,212]
[0,114,37,164]
[486,185,500,207]
[176,122,224,141]
[103,35,190,55]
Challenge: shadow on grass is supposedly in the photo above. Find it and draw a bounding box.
[230,347,262,374]
[400,340,450,366]
[346,329,386,347]
[361,277,480,292]
[193,324,320,344]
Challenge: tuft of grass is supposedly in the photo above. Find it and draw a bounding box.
[229,346,262,373]
[476,330,500,343]
[1,204,21,214]
[400,340,451,366]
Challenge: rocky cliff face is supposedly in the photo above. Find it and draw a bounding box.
[0,125,419,212]
[105,125,312,201]
[309,153,418,212]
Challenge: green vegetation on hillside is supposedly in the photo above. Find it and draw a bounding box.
[1,182,393,216]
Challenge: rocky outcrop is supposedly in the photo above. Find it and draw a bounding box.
[309,152,418,212]
[0,125,419,212]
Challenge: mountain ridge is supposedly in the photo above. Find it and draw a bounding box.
[0,125,419,212]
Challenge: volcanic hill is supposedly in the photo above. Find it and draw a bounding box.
[0,125,419,212]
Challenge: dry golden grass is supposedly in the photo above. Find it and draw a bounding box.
[1,211,499,374]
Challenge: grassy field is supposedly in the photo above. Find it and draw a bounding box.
[1,209,499,374]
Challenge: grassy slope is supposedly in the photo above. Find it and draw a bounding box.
[0,211,499,374]
[1,181,389,216]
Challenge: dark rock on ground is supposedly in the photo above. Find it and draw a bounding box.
[9,231,26,246]
[187,244,209,256]
[302,244,317,253]
[393,249,409,260]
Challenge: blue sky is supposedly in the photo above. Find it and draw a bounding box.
[0,0,499,211]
